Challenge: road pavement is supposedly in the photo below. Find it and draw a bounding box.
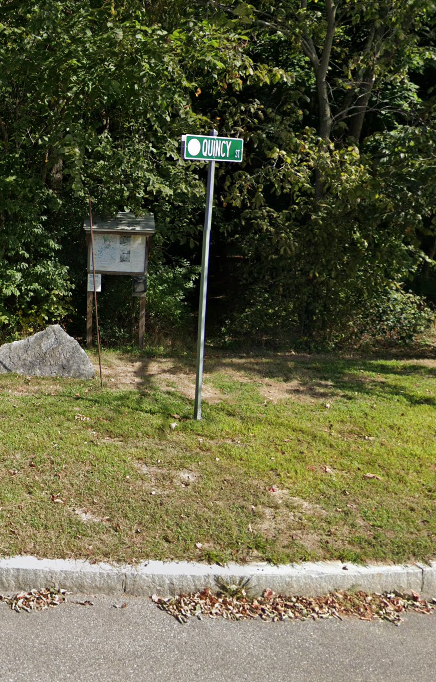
[1,594,435,682]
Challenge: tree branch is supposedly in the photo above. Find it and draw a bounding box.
[318,0,336,82]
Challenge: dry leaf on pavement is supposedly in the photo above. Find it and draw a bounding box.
[0,588,67,612]
[151,589,435,626]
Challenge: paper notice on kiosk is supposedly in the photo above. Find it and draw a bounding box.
[87,274,102,292]
[90,234,146,273]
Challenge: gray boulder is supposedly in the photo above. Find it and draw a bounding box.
[0,325,95,379]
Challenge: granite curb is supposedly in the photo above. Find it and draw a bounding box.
[0,557,435,597]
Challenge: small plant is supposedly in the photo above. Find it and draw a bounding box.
[214,576,252,599]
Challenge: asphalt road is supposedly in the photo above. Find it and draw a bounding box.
[1,594,435,682]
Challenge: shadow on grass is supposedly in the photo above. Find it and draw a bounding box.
[119,352,436,410]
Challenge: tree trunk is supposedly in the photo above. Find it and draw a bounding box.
[347,70,376,142]
[0,117,8,151]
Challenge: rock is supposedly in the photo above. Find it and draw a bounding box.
[0,325,95,379]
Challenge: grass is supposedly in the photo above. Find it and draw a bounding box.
[0,349,435,566]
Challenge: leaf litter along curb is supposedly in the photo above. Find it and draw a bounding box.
[0,588,67,613]
[151,589,436,626]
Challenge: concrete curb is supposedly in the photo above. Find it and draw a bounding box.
[0,557,435,597]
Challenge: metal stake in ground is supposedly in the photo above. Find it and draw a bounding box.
[88,197,103,388]
[194,131,217,420]
[181,129,244,420]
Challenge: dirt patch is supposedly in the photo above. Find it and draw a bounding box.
[288,496,328,517]
[2,351,433,406]
[178,470,198,486]
[134,463,163,478]
[133,461,199,493]
[71,507,110,524]
[99,357,224,403]
[250,488,329,556]
[260,380,317,403]
[133,462,170,493]
[252,502,324,556]
[253,505,297,538]
[96,355,331,403]
[5,384,63,397]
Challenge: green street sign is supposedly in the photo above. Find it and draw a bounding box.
[180,129,244,419]
[182,134,243,163]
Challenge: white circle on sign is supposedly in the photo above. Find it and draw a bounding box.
[187,138,201,156]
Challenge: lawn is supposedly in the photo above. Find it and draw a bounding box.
[0,349,435,566]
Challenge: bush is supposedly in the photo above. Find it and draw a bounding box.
[354,288,435,345]
[96,259,199,347]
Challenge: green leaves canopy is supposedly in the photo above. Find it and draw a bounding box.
[0,0,435,344]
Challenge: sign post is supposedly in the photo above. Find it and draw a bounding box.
[181,130,243,420]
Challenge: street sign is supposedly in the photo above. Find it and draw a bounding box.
[181,130,244,420]
[182,134,243,163]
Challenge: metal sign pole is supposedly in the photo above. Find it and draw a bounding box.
[194,129,217,420]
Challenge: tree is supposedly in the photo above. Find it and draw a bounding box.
[184,1,436,343]
[0,0,250,336]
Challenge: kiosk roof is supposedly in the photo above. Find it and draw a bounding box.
[84,211,155,234]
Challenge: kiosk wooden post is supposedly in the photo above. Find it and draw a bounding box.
[139,297,146,350]
[87,291,93,348]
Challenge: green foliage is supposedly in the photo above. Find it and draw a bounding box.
[0,0,251,338]
[355,288,435,345]
[0,0,435,346]
[146,259,200,337]
[97,259,199,346]
[193,1,436,346]
[0,172,73,339]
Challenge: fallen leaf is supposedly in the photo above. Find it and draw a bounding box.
[195,542,203,550]
[150,589,435,625]
[0,588,67,612]
[322,466,334,474]
[364,473,382,480]
[113,603,127,609]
